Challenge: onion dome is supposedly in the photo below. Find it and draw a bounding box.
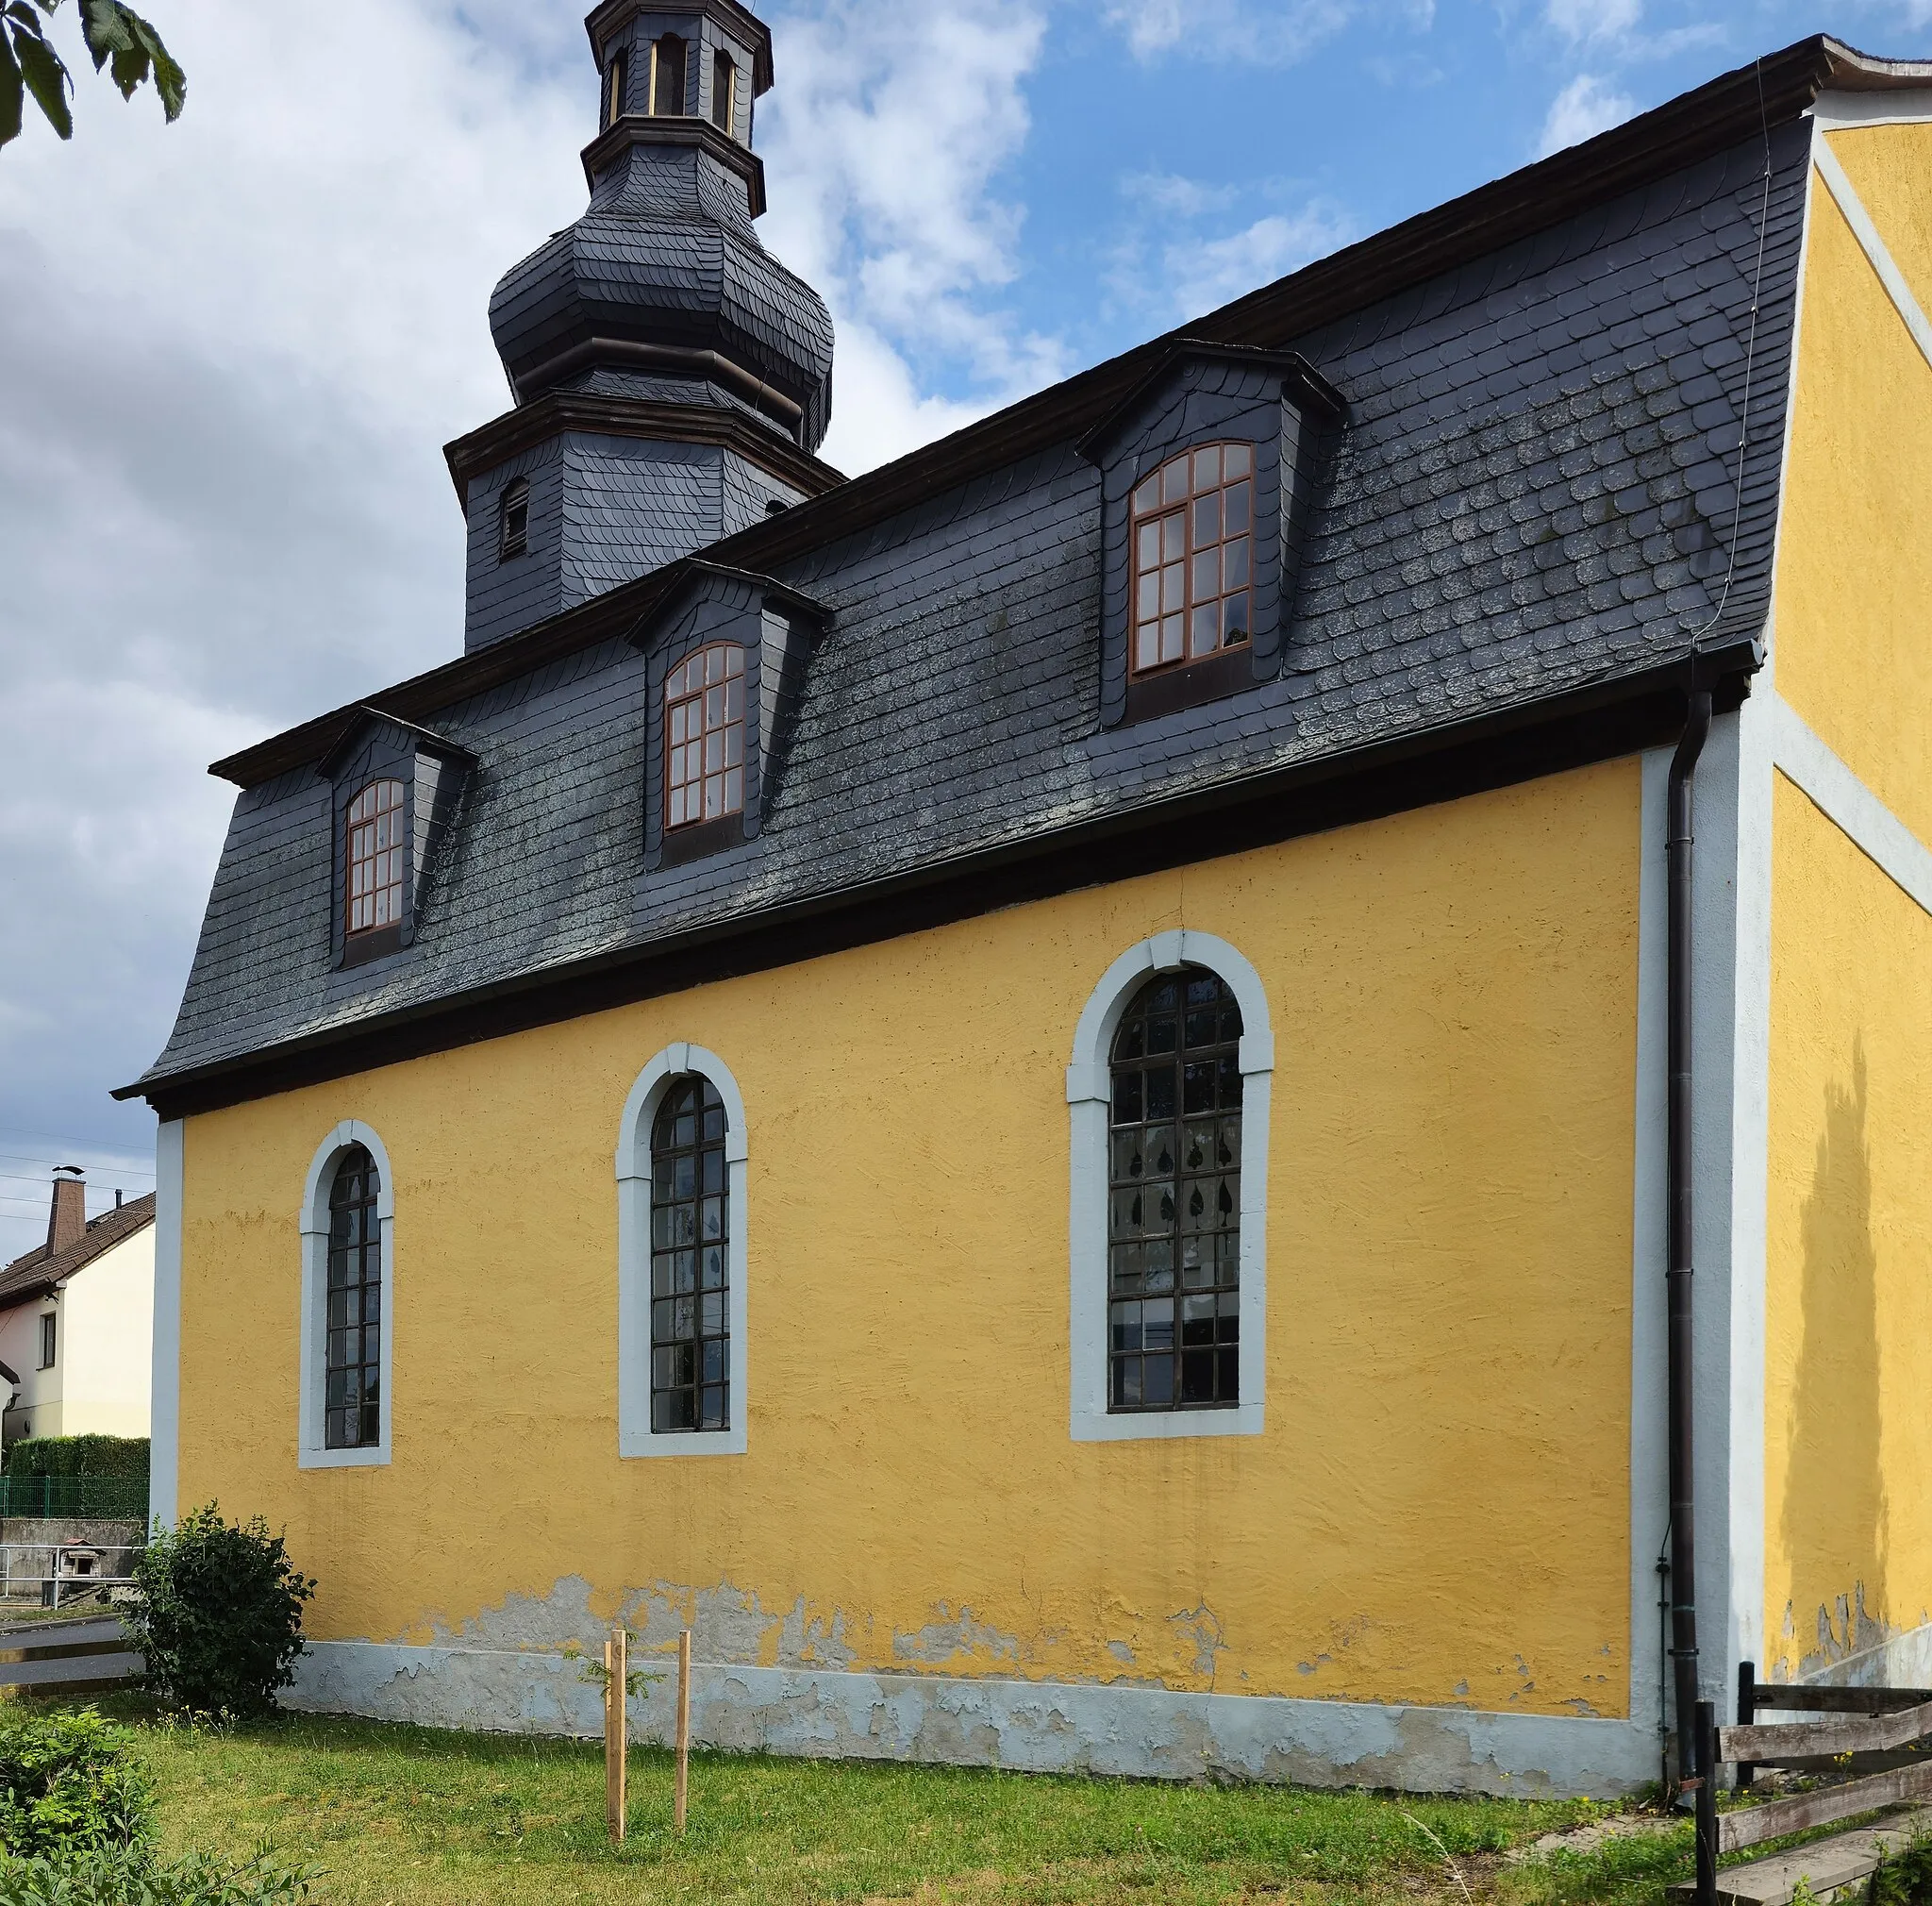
[488,1,834,453]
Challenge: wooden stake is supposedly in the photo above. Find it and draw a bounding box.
[604,1626,627,1843]
[674,1627,691,1833]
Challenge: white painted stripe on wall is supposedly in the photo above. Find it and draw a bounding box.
[1724,681,1777,1691]
[1769,694,1932,918]
[1812,140,1932,379]
[285,1641,1658,1797]
[149,1120,182,1530]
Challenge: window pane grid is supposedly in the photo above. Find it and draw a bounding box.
[1108,967,1242,1412]
[1129,441,1255,677]
[665,644,745,831]
[650,1076,730,1432]
[346,779,406,936]
[325,1145,382,1449]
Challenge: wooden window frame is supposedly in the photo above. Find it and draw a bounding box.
[324,1145,383,1450]
[664,642,746,842]
[603,49,626,129]
[649,33,686,116]
[498,476,529,562]
[344,778,407,962]
[1128,440,1256,683]
[709,49,735,133]
[37,1312,54,1372]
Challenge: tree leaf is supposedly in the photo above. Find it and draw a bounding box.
[128,13,177,117]
[0,31,25,148]
[78,0,129,65]
[12,21,69,137]
[3,5,48,30]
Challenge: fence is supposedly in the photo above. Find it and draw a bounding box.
[0,1474,148,1521]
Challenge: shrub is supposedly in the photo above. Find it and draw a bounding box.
[4,1441,148,1485]
[126,1507,314,1721]
[0,1710,150,1858]
[0,1840,319,1905]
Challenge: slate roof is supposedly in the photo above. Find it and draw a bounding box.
[126,37,1932,1107]
[0,1195,157,1311]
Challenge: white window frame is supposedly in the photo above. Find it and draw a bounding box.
[298,1119,395,1469]
[1068,929,1273,1442]
[616,1043,749,1458]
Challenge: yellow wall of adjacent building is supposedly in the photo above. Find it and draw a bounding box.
[1763,779,1932,1679]
[1765,118,1932,1677]
[1775,125,1932,848]
[176,760,1642,1716]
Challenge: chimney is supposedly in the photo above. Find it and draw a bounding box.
[46,1172,85,1258]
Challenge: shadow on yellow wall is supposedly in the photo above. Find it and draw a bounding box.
[1780,1038,1889,1673]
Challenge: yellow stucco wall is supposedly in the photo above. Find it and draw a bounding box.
[1775,126,1932,848]
[1764,779,1932,1679]
[1764,119,1932,1678]
[177,760,1642,1715]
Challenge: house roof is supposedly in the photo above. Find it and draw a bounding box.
[0,1195,157,1312]
[122,36,1932,1114]
[205,33,1926,794]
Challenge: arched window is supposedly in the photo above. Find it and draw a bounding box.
[1108,966,1242,1411]
[603,49,626,129]
[650,33,686,115]
[1129,441,1254,677]
[498,476,529,560]
[665,643,744,830]
[710,50,735,132]
[325,1145,383,1448]
[346,779,406,938]
[616,1044,749,1458]
[650,1076,730,1431]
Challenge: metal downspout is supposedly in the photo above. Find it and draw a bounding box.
[1666,684,1712,1797]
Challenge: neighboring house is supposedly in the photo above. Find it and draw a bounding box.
[0,1176,155,1446]
[118,8,1932,1797]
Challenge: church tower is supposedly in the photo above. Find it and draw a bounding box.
[446,0,840,654]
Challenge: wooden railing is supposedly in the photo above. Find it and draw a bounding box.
[1711,1665,1932,1857]
[0,1615,141,1693]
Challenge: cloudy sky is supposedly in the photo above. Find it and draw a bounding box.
[0,0,1921,1257]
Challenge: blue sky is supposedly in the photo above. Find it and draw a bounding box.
[0,0,1924,1256]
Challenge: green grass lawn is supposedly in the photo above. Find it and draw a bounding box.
[62,1699,1708,1906]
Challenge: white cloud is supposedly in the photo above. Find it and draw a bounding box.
[1545,0,1642,44]
[1102,0,1361,64]
[1109,191,1357,325]
[1537,73,1637,156]
[761,0,1067,470]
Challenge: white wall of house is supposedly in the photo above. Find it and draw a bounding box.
[0,1227,154,1443]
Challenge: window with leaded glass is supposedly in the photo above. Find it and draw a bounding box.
[325,1144,382,1448]
[651,1076,729,1431]
[1130,442,1254,677]
[346,778,405,938]
[1108,967,1242,1411]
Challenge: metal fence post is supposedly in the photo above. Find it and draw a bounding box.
[1695,1699,1719,1906]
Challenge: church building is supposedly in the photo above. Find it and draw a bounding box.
[123,8,1932,1795]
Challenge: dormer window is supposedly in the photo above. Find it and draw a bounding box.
[650,34,686,116]
[603,50,626,129]
[666,644,744,831]
[498,477,528,561]
[346,780,406,940]
[1130,443,1253,677]
[710,51,735,133]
